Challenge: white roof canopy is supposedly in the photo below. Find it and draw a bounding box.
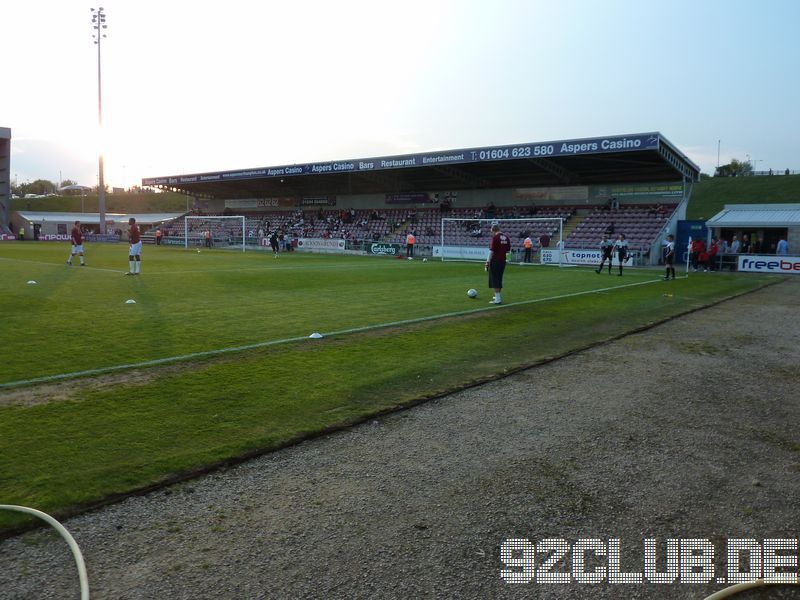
[706,204,800,228]
[15,211,185,225]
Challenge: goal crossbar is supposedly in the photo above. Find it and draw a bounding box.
[439,217,564,265]
[184,215,246,252]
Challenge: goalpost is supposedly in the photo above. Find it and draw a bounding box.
[439,217,564,265]
[184,215,246,252]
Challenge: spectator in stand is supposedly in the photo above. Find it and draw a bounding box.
[741,234,751,254]
[752,237,763,254]
[610,197,620,210]
[155,227,162,245]
[409,209,418,224]
[776,237,789,255]
[730,235,741,254]
[204,229,212,248]
[605,222,615,235]
[523,235,532,263]
[485,202,496,219]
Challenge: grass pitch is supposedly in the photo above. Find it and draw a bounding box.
[0,242,775,529]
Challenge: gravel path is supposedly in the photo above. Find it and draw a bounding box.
[2,278,799,600]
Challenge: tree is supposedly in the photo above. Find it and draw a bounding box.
[60,179,77,188]
[715,158,753,177]
[18,179,58,196]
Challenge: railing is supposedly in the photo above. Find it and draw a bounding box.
[739,169,798,177]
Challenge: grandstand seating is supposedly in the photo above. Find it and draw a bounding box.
[564,204,676,251]
[161,203,676,252]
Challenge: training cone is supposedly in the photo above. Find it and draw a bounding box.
[126,299,137,304]
[26,280,37,285]
[308,332,323,339]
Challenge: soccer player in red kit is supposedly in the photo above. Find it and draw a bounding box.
[485,223,511,304]
[126,217,142,275]
[67,220,85,266]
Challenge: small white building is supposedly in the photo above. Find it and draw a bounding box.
[705,203,800,254]
[10,211,185,241]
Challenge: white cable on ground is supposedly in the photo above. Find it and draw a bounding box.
[0,505,89,600]
[703,579,783,599]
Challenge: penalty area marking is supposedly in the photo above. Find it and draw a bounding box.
[0,276,677,390]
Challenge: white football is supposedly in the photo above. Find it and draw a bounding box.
[422,258,427,263]
[467,288,478,298]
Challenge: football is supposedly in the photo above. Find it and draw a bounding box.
[467,288,478,298]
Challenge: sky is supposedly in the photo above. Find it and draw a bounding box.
[4,0,799,189]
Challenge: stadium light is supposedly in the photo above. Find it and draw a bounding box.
[91,7,108,234]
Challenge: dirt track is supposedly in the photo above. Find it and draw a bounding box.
[1,278,799,599]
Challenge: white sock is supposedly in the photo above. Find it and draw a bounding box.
[129,260,135,272]
[495,293,501,302]
[134,260,141,273]
[80,256,84,265]
[67,256,72,264]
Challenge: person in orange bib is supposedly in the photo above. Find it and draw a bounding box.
[406,231,415,259]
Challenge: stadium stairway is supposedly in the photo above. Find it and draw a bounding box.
[559,210,587,241]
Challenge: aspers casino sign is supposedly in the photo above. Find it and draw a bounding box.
[738,255,800,274]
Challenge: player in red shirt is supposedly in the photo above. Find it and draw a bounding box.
[126,217,142,275]
[67,220,85,266]
[485,223,511,305]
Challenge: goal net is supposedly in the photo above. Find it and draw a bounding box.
[438,217,564,264]
[184,215,246,252]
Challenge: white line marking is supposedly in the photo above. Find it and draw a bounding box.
[0,256,123,274]
[0,256,400,276]
[0,277,672,390]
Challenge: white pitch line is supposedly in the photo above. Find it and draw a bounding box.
[0,256,124,274]
[0,255,402,277]
[0,276,672,390]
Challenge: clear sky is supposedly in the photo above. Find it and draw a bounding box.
[4,0,799,189]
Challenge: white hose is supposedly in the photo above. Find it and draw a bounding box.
[0,505,90,600]
[703,579,778,599]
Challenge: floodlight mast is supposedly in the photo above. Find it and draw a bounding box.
[91,7,108,234]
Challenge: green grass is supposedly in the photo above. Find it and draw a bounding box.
[687,174,800,220]
[0,242,776,530]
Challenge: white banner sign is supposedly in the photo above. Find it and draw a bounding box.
[738,255,800,274]
[433,245,490,260]
[540,248,632,266]
[296,238,346,252]
[39,234,72,242]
